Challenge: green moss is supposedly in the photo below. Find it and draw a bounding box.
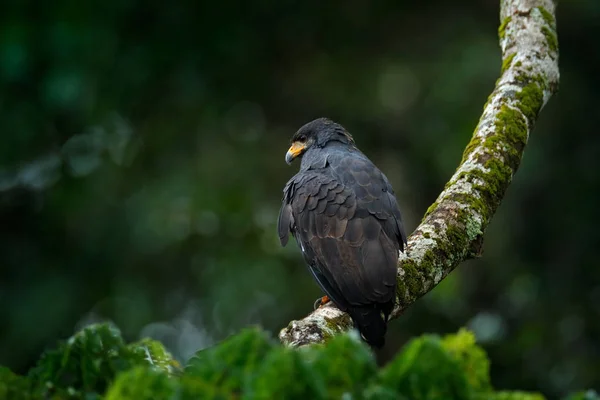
[423,200,440,220]
[460,134,482,165]
[395,279,408,304]
[320,319,335,341]
[321,314,353,341]
[465,214,483,242]
[514,83,544,126]
[488,157,514,188]
[426,101,531,267]
[398,248,445,304]
[501,53,516,74]
[477,158,513,207]
[424,213,469,267]
[479,92,495,113]
[537,6,559,54]
[443,221,470,257]
[515,60,522,67]
[423,249,438,270]
[489,158,514,190]
[455,166,510,212]
[498,16,512,40]
[456,194,487,228]
[541,26,558,53]
[423,231,431,239]
[397,258,427,305]
[432,202,483,265]
[495,104,529,155]
[455,147,516,226]
[537,7,555,27]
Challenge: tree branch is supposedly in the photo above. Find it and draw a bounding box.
[279,0,559,347]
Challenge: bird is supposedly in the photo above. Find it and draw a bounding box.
[277,118,407,348]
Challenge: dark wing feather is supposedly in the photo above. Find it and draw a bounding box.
[332,154,407,250]
[277,153,406,311]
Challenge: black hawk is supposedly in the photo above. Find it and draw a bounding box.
[278,118,407,347]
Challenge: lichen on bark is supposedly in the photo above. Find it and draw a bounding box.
[279,0,560,347]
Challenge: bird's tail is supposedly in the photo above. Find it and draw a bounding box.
[348,302,393,348]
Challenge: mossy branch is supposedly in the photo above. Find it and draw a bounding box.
[279,0,560,347]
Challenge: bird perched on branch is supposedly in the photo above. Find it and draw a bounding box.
[278,118,407,348]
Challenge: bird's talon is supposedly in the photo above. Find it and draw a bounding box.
[313,295,330,310]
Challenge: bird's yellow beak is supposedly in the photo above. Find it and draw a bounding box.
[285,141,306,165]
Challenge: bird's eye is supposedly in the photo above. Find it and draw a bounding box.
[298,135,307,142]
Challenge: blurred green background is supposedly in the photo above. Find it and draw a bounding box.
[0,0,597,398]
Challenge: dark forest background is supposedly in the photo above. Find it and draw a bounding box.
[0,0,598,398]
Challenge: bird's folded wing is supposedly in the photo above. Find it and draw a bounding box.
[278,165,402,306]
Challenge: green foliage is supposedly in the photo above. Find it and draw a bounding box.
[474,392,545,400]
[377,334,471,400]
[307,331,377,398]
[245,346,326,399]
[0,323,594,399]
[104,367,176,400]
[362,384,410,400]
[498,16,512,40]
[178,375,237,400]
[564,391,600,400]
[0,1,591,396]
[185,327,274,394]
[26,323,176,399]
[28,323,128,397]
[128,338,182,375]
[441,328,492,392]
[0,367,31,400]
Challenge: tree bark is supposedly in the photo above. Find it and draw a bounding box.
[279,0,559,347]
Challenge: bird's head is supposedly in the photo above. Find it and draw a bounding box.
[285,118,355,165]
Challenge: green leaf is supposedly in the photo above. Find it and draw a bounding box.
[28,323,174,398]
[304,331,377,398]
[0,367,31,400]
[179,375,237,400]
[441,328,492,393]
[185,327,273,394]
[104,367,177,400]
[128,338,181,375]
[377,334,471,400]
[244,346,326,400]
[28,323,129,397]
[362,384,410,400]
